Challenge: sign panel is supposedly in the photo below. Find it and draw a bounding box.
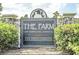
[20,18,57,47]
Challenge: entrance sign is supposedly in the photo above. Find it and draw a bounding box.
[20,18,57,48]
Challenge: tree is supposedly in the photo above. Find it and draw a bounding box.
[20,14,28,19]
[0,3,2,12]
[0,3,2,20]
[24,14,28,18]
[53,11,60,19]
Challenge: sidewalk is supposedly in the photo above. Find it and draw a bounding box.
[1,48,66,55]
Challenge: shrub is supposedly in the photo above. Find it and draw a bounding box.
[54,24,79,54]
[0,22,18,51]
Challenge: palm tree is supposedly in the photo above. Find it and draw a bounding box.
[53,11,60,19]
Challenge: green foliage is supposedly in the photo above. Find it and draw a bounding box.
[0,22,18,51]
[54,24,79,54]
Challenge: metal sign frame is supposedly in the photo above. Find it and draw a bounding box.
[30,8,48,18]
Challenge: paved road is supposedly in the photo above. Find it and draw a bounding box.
[1,48,64,55]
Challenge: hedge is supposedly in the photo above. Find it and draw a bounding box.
[0,22,18,51]
[54,24,79,55]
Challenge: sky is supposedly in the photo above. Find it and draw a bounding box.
[1,0,79,18]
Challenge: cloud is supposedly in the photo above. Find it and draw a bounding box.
[2,3,32,17]
[1,3,79,18]
[2,3,63,18]
[1,0,79,3]
[74,4,79,18]
[31,3,62,17]
[41,3,63,17]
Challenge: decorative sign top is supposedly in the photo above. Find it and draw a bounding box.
[30,8,47,18]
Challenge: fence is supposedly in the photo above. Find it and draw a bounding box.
[57,18,79,26]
